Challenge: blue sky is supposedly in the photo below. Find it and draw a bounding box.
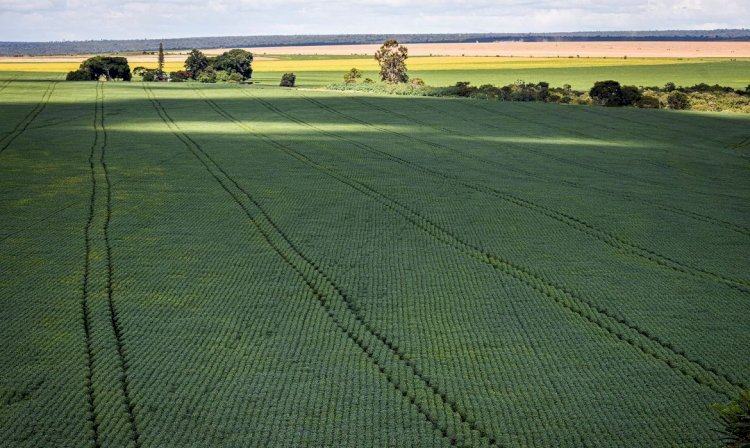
[0,0,747,41]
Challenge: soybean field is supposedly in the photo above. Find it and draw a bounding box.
[1,74,749,447]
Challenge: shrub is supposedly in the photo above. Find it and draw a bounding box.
[410,78,425,86]
[574,95,592,105]
[215,70,230,82]
[65,69,90,81]
[363,78,374,84]
[197,69,217,83]
[663,82,676,92]
[621,85,642,106]
[636,95,660,109]
[667,91,690,110]
[477,84,503,99]
[447,82,476,97]
[228,72,244,83]
[712,391,750,447]
[169,70,190,82]
[280,73,296,87]
[589,80,623,106]
[343,68,362,84]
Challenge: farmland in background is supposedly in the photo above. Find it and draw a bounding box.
[0,72,749,446]
[1,54,749,88]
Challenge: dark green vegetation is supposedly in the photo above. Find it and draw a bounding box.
[2,29,749,55]
[1,72,749,447]
[713,391,750,447]
[134,49,253,83]
[66,56,132,81]
[279,72,296,87]
[330,78,750,112]
[375,40,409,83]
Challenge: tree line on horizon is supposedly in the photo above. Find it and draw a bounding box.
[4,29,750,56]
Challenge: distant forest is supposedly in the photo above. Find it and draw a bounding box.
[1,30,749,56]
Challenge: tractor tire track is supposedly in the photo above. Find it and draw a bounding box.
[99,83,141,448]
[82,83,140,448]
[147,85,498,448]
[0,81,57,156]
[81,80,102,448]
[221,89,745,398]
[253,90,748,395]
[0,78,15,93]
[297,93,750,294]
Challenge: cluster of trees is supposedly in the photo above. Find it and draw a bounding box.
[590,80,750,110]
[141,48,254,83]
[589,80,661,108]
[66,56,131,81]
[330,77,750,112]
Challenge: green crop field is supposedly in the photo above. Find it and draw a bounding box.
[250,58,750,89]
[3,55,749,89]
[1,72,749,447]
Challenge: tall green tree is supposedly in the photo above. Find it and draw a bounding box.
[184,49,209,79]
[343,67,362,84]
[157,42,165,80]
[374,40,408,83]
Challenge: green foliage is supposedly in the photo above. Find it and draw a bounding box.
[280,72,296,87]
[66,56,131,81]
[344,67,363,84]
[620,85,642,106]
[157,42,165,80]
[211,48,253,80]
[137,68,160,82]
[227,72,244,83]
[197,68,217,83]
[185,49,209,79]
[374,39,408,83]
[636,95,661,109]
[65,69,89,81]
[169,70,190,82]
[667,90,691,110]
[589,80,624,106]
[713,391,750,447]
[215,70,230,82]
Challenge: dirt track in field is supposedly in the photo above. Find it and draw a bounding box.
[242,41,750,58]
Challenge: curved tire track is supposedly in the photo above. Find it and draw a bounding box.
[147,85,499,448]
[0,81,57,156]
[224,88,745,398]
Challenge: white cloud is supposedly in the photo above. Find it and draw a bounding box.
[0,0,747,41]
